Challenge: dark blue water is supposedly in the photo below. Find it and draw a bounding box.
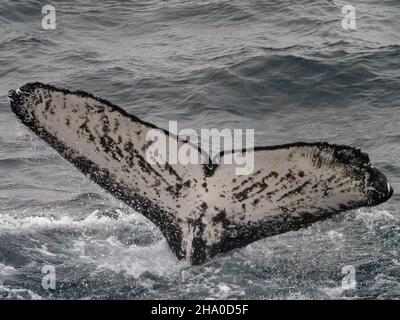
[0,0,399,299]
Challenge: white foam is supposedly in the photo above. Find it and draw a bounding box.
[33,244,58,257]
[0,283,42,300]
[354,208,397,228]
[0,208,147,235]
[85,236,188,279]
[0,262,42,299]
[0,263,17,278]
[0,208,185,279]
[208,283,246,299]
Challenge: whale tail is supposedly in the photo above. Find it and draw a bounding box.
[9,83,393,264]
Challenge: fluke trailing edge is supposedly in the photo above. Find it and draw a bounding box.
[8,83,393,265]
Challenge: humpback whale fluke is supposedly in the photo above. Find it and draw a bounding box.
[9,82,393,265]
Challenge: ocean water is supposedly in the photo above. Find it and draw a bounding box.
[0,0,399,299]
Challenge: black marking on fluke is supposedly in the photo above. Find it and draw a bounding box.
[9,82,394,265]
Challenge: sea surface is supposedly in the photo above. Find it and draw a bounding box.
[0,0,399,299]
